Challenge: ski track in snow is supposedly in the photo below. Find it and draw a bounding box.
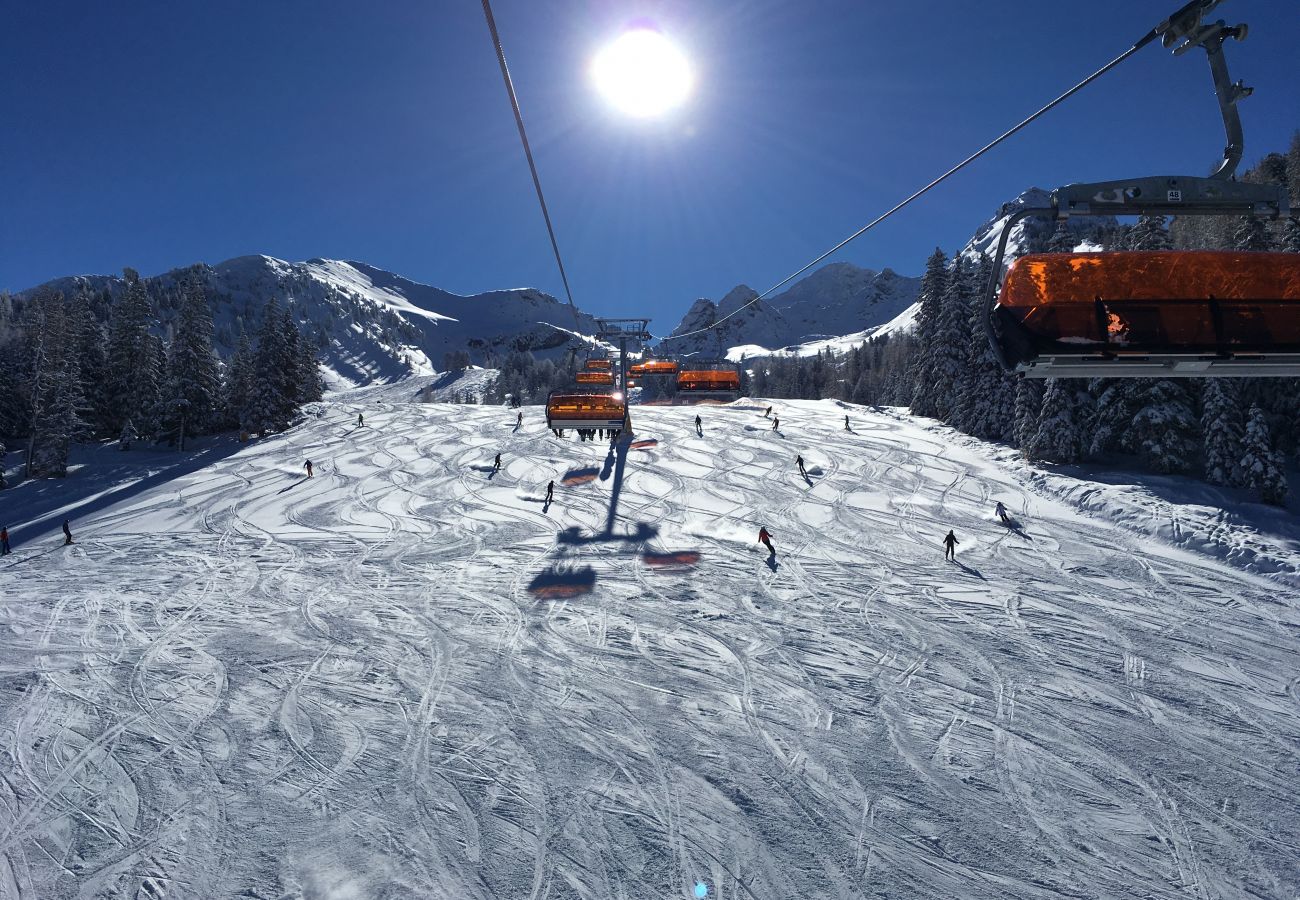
[2,395,1299,899]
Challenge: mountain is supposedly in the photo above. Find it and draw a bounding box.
[15,255,601,388]
[662,262,921,358]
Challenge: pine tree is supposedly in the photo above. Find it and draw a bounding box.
[1090,378,1141,456]
[1025,379,1093,464]
[1013,378,1044,449]
[1232,215,1273,252]
[69,288,107,436]
[908,249,949,417]
[1280,217,1300,254]
[223,329,255,432]
[103,269,160,438]
[160,278,221,450]
[1045,222,1075,254]
[1240,404,1288,505]
[1129,379,1199,474]
[931,256,971,421]
[247,299,297,434]
[1127,214,1171,251]
[1200,379,1245,486]
[23,291,86,477]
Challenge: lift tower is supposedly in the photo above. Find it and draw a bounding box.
[594,318,653,430]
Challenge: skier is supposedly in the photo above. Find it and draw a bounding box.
[796,455,807,478]
[845,414,850,431]
[994,501,1011,525]
[695,414,702,436]
[516,411,523,428]
[943,530,958,560]
[772,416,779,431]
[545,481,554,504]
[305,460,313,478]
[62,519,74,546]
[1,525,10,556]
[493,453,502,473]
[357,413,364,427]
[764,406,772,418]
[758,526,775,556]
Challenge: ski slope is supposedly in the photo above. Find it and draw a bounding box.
[2,395,1299,899]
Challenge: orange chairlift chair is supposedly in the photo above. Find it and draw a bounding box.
[982,2,1298,378]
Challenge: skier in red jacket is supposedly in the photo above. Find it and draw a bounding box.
[758,526,775,556]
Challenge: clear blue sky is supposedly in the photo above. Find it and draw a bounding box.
[3,1,1297,328]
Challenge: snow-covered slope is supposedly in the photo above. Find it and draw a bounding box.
[2,395,1298,898]
[665,262,920,357]
[18,256,601,387]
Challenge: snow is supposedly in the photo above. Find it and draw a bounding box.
[2,395,1299,897]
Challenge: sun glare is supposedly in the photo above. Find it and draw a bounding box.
[591,28,693,118]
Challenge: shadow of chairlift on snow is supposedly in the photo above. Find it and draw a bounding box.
[641,550,702,573]
[527,565,597,599]
[561,466,600,486]
[629,439,658,451]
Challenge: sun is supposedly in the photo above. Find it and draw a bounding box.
[591,28,693,118]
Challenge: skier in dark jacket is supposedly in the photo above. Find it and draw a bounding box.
[995,501,1011,524]
[943,530,958,560]
[844,414,850,430]
[772,416,779,431]
[517,411,523,428]
[357,413,364,427]
[62,519,74,546]
[764,406,773,418]
[1,526,10,555]
[305,460,313,478]
[695,414,702,435]
[493,453,502,473]
[758,526,775,556]
[796,455,807,478]
[545,480,554,504]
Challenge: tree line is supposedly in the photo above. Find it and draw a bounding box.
[0,268,322,483]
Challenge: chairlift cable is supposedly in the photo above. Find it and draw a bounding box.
[659,13,1175,345]
[480,0,581,332]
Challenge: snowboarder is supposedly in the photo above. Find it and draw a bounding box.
[1,526,10,556]
[943,530,958,560]
[772,417,779,431]
[62,519,74,546]
[545,481,554,504]
[695,414,702,436]
[995,501,1011,525]
[764,406,772,418]
[493,453,502,473]
[845,414,850,430]
[758,526,775,555]
[796,455,807,478]
[357,413,364,427]
[305,460,313,478]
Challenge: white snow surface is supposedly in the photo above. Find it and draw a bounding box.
[2,396,1299,898]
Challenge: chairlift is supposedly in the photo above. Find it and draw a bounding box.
[545,390,627,431]
[629,359,680,377]
[583,357,612,371]
[982,3,1298,379]
[575,370,615,385]
[676,361,741,397]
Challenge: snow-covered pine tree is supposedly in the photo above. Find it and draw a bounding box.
[1013,378,1044,449]
[223,329,255,432]
[247,299,297,434]
[1240,404,1288,505]
[1200,379,1245,486]
[69,287,107,436]
[24,292,86,477]
[1025,379,1093,464]
[1232,215,1273,252]
[119,418,139,450]
[908,248,949,417]
[1127,214,1172,251]
[1090,379,1140,456]
[103,268,158,437]
[1045,222,1076,254]
[1282,217,1300,254]
[160,278,221,450]
[955,256,1014,439]
[931,255,970,421]
[1129,379,1199,474]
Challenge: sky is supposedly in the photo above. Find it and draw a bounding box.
[3,0,1298,329]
